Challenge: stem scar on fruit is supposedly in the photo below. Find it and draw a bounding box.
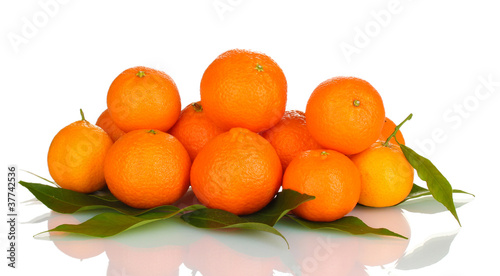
[320,151,330,159]
[192,102,203,112]
[147,129,157,135]
[255,63,264,72]
[383,113,413,147]
[136,71,146,78]
[353,100,361,107]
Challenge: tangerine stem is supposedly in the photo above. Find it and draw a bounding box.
[255,63,264,72]
[147,129,157,135]
[136,71,146,78]
[353,100,360,107]
[80,109,86,121]
[383,113,413,147]
[320,151,329,156]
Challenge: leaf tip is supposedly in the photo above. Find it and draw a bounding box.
[33,230,49,238]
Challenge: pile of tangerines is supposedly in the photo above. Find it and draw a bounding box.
[47,49,414,223]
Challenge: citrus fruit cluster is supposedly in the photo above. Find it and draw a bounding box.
[47,49,414,222]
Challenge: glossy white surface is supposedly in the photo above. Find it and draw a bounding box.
[0,186,480,276]
[1,0,499,275]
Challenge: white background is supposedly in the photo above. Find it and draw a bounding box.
[1,0,499,275]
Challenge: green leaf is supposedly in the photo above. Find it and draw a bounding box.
[22,170,57,186]
[399,145,462,226]
[90,190,120,202]
[38,205,205,238]
[179,189,314,247]
[181,208,289,248]
[286,215,407,239]
[243,189,315,226]
[20,181,183,216]
[22,171,119,202]
[400,183,474,203]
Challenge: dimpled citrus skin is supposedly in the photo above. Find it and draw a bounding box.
[306,77,385,155]
[260,110,322,170]
[282,150,361,222]
[96,109,125,142]
[190,128,282,215]
[350,141,414,207]
[47,120,113,193]
[104,129,191,209]
[379,117,405,145]
[169,102,226,161]
[200,49,287,133]
[107,66,181,132]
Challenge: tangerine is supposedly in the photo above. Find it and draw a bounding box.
[104,129,191,209]
[379,117,405,145]
[169,102,226,161]
[350,141,414,207]
[283,150,361,222]
[47,109,113,193]
[200,49,287,132]
[190,128,282,215]
[96,109,125,142]
[306,77,385,155]
[107,66,181,132]
[260,110,321,170]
